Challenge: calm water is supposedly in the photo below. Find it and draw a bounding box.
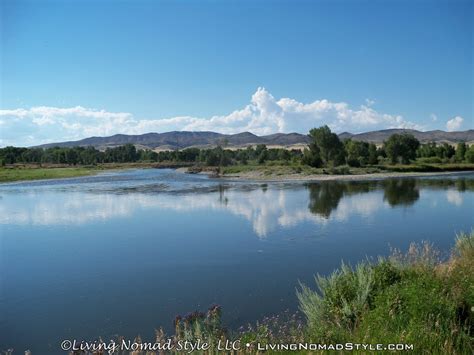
[1,169,473,353]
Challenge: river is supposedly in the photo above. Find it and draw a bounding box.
[1,169,473,353]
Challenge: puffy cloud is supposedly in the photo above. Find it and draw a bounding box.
[0,88,423,146]
[446,116,463,132]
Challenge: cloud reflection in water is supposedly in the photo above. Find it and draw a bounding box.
[1,175,472,238]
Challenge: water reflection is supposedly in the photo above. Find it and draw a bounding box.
[382,179,420,207]
[446,190,463,206]
[1,173,472,238]
[306,181,377,218]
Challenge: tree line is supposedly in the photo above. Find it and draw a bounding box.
[1,126,473,167]
[0,144,303,166]
[302,126,474,167]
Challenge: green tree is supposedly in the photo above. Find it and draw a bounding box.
[277,149,292,162]
[437,143,455,159]
[384,134,420,164]
[206,149,220,166]
[257,146,268,164]
[302,147,322,167]
[455,142,467,162]
[368,143,378,165]
[220,149,231,167]
[307,126,345,167]
[345,140,370,167]
[417,142,437,158]
[255,144,267,157]
[465,145,474,163]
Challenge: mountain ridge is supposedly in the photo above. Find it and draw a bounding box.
[35,129,474,150]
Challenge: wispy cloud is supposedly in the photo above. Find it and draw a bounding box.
[1,88,425,146]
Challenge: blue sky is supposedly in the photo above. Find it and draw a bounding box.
[0,0,472,146]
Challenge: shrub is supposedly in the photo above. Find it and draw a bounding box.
[370,259,402,305]
[297,262,374,340]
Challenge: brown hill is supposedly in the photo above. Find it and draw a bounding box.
[35,129,473,150]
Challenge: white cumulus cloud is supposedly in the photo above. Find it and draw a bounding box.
[446,116,464,132]
[0,88,424,146]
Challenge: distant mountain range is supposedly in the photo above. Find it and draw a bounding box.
[338,129,474,144]
[36,129,474,150]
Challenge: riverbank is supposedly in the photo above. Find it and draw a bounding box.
[2,162,473,183]
[221,169,473,182]
[0,162,192,182]
[0,166,102,182]
[180,163,474,182]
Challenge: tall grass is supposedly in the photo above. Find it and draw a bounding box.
[298,231,474,353]
[297,262,374,335]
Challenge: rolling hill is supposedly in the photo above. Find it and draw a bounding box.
[36,129,474,150]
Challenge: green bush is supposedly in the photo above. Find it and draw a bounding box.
[297,262,374,341]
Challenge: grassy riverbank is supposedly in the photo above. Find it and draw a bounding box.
[1,162,473,183]
[0,162,192,182]
[216,162,474,181]
[165,230,473,354]
[0,166,101,182]
[295,231,474,354]
[220,162,474,175]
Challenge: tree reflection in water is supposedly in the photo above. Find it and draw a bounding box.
[306,181,376,218]
[382,179,420,207]
[306,177,474,219]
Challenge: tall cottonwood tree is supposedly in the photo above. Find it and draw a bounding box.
[384,134,420,164]
[306,125,345,167]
